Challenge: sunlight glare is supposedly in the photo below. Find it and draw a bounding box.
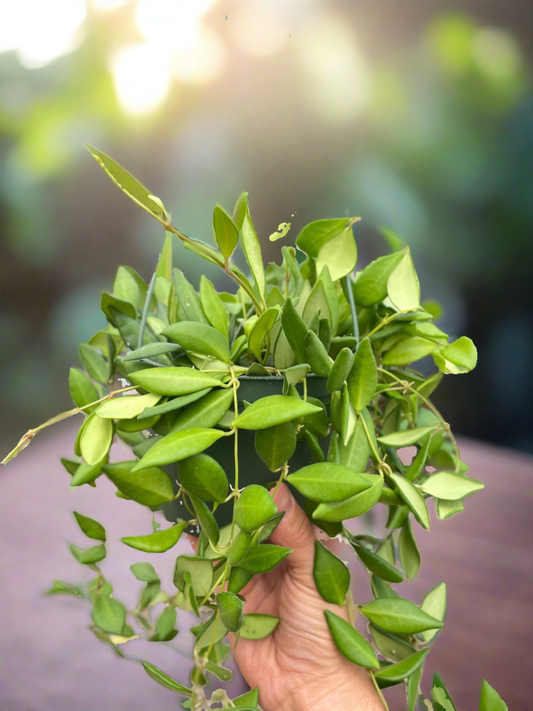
[110,43,172,115]
[0,0,86,68]
[136,0,218,53]
[172,25,226,84]
[228,4,289,57]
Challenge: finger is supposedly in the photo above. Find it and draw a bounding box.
[270,483,316,579]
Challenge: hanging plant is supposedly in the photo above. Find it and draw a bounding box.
[2,146,507,711]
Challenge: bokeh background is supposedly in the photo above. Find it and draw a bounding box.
[1,0,533,457]
[1,1,533,710]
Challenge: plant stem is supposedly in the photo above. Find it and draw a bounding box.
[365,309,411,339]
[138,271,157,349]
[166,223,263,314]
[370,672,390,711]
[1,385,138,465]
[377,367,461,471]
[345,274,359,350]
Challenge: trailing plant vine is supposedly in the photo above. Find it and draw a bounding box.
[2,146,508,711]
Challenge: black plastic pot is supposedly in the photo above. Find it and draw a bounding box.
[162,375,329,529]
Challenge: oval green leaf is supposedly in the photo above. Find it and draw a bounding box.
[353,543,404,583]
[255,422,297,472]
[121,522,186,553]
[232,395,321,430]
[420,471,484,501]
[390,473,431,530]
[130,367,223,396]
[287,463,372,503]
[240,613,280,640]
[324,610,379,669]
[360,597,443,634]
[374,649,430,682]
[73,511,106,541]
[239,544,292,574]
[141,661,192,696]
[327,348,355,393]
[377,426,438,448]
[102,460,174,506]
[312,474,383,522]
[80,415,113,466]
[347,338,377,412]
[170,388,233,433]
[163,322,230,363]
[95,392,160,419]
[313,541,350,605]
[216,591,243,632]
[178,453,228,503]
[235,485,278,532]
[132,428,225,471]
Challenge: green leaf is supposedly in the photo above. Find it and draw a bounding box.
[86,145,168,222]
[255,422,297,472]
[338,416,371,472]
[281,298,308,363]
[130,367,223,396]
[324,611,379,669]
[113,266,141,310]
[313,541,350,605]
[370,626,415,662]
[80,415,113,466]
[121,522,186,553]
[174,556,214,597]
[327,348,355,393]
[377,426,438,448]
[173,269,209,324]
[420,471,484,500]
[79,343,111,383]
[431,671,458,711]
[130,562,160,583]
[287,463,371,502]
[132,428,225,471]
[149,605,177,642]
[69,459,106,487]
[239,544,292,573]
[69,543,106,565]
[382,336,437,366]
[227,566,253,594]
[353,251,406,306]
[419,582,447,644]
[433,336,478,374]
[155,231,173,281]
[232,395,321,430]
[405,438,431,482]
[178,453,228,503]
[69,368,99,412]
[374,649,429,682]
[360,597,443,634]
[407,661,424,711]
[102,460,174,506]
[141,661,192,696]
[249,307,279,362]
[138,389,212,420]
[216,591,243,632]
[170,388,234,433]
[304,330,332,377]
[390,473,431,530]
[240,613,280,640]
[257,512,285,543]
[45,580,84,597]
[437,499,465,520]
[296,218,350,258]
[303,280,330,325]
[313,474,383,522]
[352,543,404,583]
[195,614,228,650]
[163,322,230,363]
[398,518,420,579]
[73,511,106,541]
[479,680,508,711]
[235,485,278,532]
[205,662,233,682]
[95,392,160,419]
[233,688,260,708]
[200,276,228,341]
[387,250,420,312]
[121,342,181,362]
[93,593,126,634]
[190,494,220,546]
[101,292,137,325]
[316,225,358,282]
[241,197,266,302]
[213,204,239,260]
[347,338,377,411]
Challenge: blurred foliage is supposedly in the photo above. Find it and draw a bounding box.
[0,2,532,454]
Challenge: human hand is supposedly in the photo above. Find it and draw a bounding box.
[226,483,385,711]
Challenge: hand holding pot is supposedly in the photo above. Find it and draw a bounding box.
[228,483,385,711]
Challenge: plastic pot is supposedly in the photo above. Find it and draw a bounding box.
[161,375,329,529]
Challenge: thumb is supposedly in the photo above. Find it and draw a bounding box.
[270,483,316,579]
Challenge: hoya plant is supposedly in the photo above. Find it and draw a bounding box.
[2,146,508,711]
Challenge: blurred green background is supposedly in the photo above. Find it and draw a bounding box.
[1,0,532,456]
